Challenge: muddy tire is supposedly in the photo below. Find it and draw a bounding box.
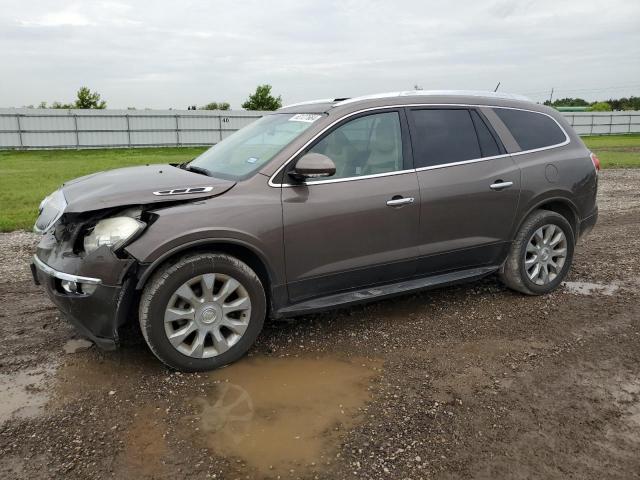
[139,253,266,372]
[499,209,575,295]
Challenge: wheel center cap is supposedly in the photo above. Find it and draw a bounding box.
[540,248,550,262]
[200,305,219,324]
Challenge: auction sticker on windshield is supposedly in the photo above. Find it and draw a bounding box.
[288,114,322,123]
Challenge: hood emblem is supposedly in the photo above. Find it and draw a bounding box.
[153,186,214,196]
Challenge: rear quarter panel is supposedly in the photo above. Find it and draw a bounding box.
[485,105,597,238]
[509,136,597,238]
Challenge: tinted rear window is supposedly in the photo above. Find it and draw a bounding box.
[409,109,481,168]
[470,110,501,157]
[493,108,567,151]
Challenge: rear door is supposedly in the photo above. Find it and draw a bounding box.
[281,109,421,302]
[407,107,521,275]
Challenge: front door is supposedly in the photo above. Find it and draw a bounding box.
[281,110,421,302]
[406,107,522,274]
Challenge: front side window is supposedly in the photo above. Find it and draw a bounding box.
[306,111,404,180]
[190,113,323,180]
[409,109,482,168]
[493,108,567,151]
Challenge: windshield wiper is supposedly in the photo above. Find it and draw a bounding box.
[185,164,213,177]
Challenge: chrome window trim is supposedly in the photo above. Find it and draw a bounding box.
[268,103,570,188]
[33,255,102,285]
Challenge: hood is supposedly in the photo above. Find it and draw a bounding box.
[61,164,235,213]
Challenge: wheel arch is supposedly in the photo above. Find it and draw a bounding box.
[134,239,275,298]
[513,196,580,243]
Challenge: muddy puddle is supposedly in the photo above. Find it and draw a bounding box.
[188,356,381,476]
[31,348,381,478]
[563,281,619,296]
[0,364,57,423]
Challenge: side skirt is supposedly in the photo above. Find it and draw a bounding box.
[275,265,499,318]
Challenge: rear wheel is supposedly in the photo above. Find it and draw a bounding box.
[139,253,266,372]
[499,209,575,295]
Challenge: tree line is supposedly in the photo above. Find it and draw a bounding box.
[29,86,640,112]
[31,84,283,111]
[543,96,640,111]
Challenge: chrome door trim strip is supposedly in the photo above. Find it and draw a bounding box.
[268,103,570,188]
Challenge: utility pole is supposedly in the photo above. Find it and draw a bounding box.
[549,87,554,104]
[494,82,500,92]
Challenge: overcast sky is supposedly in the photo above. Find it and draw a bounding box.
[1,0,639,109]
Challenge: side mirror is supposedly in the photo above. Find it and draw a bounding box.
[289,153,336,180]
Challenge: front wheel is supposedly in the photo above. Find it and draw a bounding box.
[499,209,575,295]
[139,253,266,372]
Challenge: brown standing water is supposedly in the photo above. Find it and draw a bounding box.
[188,356,381,476]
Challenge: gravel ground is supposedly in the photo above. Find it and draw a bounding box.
[0,169,639,479]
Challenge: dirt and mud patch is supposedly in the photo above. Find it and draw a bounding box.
[1,169,639,479]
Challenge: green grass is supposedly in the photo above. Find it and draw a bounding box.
[583,134,640,169]
[0,147,207,232]
[1,134,639,232]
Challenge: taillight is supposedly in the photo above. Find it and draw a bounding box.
[590,152,600,173]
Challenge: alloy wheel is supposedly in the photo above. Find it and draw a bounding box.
[524,224,568,286]
[163,273,252,358]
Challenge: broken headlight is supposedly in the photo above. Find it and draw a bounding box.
[83,216,145,254]
[34,189,67,233]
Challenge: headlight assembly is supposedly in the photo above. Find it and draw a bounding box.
[34,189,67,233]
[83,216,145,254]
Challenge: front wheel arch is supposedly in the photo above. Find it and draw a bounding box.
[134,240,273,303]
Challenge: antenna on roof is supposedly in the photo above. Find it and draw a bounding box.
[494,82,501,92]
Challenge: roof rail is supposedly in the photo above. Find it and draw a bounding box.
[281,98,336,108]
[334,90,531,106]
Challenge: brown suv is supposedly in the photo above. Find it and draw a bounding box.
[32,91,599,371]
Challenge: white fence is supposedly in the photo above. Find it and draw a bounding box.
[563,111,640,136]
[0,108,264,150]
[0,108,639,150]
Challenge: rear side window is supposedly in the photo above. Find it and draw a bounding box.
[470,110,501,157]
[409,109,481,168]
[493,108,567,151]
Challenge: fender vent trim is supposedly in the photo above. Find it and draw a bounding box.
[153,186,214,196]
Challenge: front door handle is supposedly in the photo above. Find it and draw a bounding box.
[490,180,514,191]
[386,196,415,207]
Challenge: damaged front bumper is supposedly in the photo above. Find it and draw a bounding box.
[31,231,138,350]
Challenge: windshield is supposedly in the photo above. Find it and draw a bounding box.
[189,113,324,180]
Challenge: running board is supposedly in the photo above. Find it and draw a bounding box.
[276,265,499,317]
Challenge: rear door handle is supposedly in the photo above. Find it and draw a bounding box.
[386,196,414,206]
[489,180,514,191]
